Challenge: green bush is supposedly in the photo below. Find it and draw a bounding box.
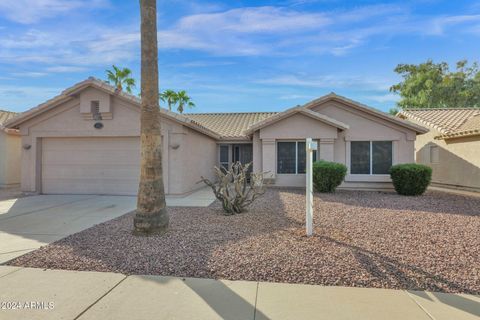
[312,161,347,193]
[389,163,432,196]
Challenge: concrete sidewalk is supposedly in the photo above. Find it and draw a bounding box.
[0,266,478,320]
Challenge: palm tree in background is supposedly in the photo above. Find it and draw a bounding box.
[176,90,195,113]
[106,65,136,93]
[134,0,168,234]
[159,89,178,111]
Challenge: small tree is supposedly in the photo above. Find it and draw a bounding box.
[176,90,195,113]
[390,60,480,109]
[159,89,178,111]
[106,65,136,93]
[200,162,266,215]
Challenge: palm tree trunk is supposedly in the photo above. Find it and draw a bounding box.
[134,0,169,233]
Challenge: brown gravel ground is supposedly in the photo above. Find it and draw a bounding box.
[6,189,480,294]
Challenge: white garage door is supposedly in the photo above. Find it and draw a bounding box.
[42,137,141,195]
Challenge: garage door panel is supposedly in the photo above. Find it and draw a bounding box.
[43,152,141,165]
[42,178,140,195]
[42,165,140,179]
[42,137,141,195]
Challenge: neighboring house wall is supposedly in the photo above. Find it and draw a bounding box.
[409,119,480,191]
[0,131,21,187]
[16,88,217,195]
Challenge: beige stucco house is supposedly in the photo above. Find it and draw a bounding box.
[0,110,21,188]
[5,77,427,196]
[398,108,480,192]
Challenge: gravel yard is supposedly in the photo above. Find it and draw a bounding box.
[6,189,480,294]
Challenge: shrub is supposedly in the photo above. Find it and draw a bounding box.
[389,163,432,196]
[312,161,347,193]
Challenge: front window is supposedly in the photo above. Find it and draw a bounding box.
[219,145,229,170]
[277,141,317,174]
[351,141,392,175]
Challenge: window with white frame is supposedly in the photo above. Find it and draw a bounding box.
[350,141,392,174]
[277,141,317,174]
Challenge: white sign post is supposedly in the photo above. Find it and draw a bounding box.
[306,138,317,236]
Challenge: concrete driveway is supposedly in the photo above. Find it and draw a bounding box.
[0,195,136,263]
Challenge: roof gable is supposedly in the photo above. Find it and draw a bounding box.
[306,93,428,134]
[5,78,221,140]
[245,105,349,134]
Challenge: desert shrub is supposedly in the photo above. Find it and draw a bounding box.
[200,162,266,214]
[312,161,347,193]
[389,163,432,196]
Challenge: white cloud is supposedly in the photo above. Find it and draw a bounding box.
[45,66,88,73]
[364,93,399,103]
[0,0,109,24]
[155,5,480,57]
[0,84,62,111]
[10,71,48,77]
[158,6,332,55]
[427,14,480,35]
[0,25,140,66]
[279,94,315,100]
[256,74,392,91]
[2,3,480,70]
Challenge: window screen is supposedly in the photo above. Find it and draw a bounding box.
[372,141,392,174]
[277,142,296,173]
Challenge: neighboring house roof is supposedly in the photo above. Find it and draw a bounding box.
[0,109,19,135]
[186,112,277,140]
[398,108,480,139]
[303,93,429,134]
[0,110,17,125]
[4,77,221,140]
[245,105,350,134]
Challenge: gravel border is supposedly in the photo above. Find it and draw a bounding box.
[6,189,480,294]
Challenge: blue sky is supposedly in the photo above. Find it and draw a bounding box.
[1,0,480,113]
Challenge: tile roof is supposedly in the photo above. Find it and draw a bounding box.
[399,108,480,139]
[0,110,17,126]
[186,112,277,139]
